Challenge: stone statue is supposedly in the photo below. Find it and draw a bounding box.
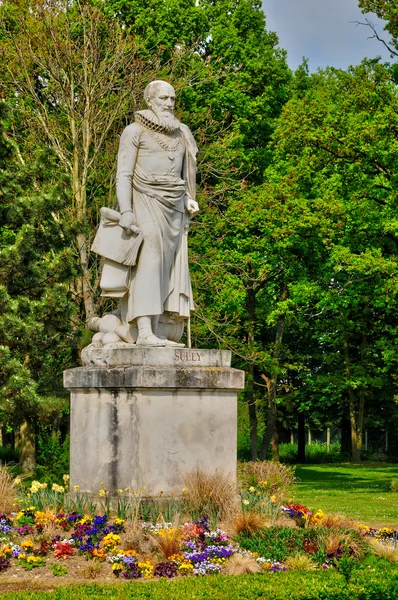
[89,80,199,348]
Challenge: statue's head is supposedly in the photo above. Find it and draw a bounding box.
[144,80,176,117]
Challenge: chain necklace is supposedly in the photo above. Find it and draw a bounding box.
[146,127,182,158]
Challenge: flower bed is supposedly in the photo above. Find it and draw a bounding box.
[0,510,288,581]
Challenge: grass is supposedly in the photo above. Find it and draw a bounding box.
[1,569,398,599]
[293,463,398,527]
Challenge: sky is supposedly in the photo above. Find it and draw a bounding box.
[261,0,392,71]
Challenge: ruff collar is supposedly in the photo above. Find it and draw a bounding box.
[135,109,181,135]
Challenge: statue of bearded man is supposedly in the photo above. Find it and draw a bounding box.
[107,80,198,347]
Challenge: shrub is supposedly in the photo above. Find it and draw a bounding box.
[237,461,295,499]
[0,445,19,463]
[36,431,69,483]
[235,527,312,562]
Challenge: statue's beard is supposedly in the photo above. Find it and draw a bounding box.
[152,109,181,133]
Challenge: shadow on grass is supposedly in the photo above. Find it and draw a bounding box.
[294,464,398,494]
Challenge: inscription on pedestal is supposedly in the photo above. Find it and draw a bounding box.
[175,350,202,362]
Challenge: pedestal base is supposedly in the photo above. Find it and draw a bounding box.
[64,349,244,494]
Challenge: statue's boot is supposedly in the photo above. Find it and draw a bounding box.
[136,334,167,347]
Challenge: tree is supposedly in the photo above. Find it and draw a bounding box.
[266,61,398,461]
[359,0,398,56]
[0,0,161,321]
[0,102,78,471]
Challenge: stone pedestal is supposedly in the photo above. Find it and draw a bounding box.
[64,348,244,494]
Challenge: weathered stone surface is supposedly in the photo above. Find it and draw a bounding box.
[69,385,239,494]
[81,345,231,368]
[66,353,244,494]
[64,365,243,391]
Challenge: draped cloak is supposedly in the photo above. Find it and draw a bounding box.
[115,116,197,324]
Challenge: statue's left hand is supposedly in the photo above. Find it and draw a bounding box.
[185,197,199,216]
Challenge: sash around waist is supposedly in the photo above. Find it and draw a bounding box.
[133,166,186,212]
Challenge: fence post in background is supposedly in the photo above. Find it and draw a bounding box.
[327,427,331,452]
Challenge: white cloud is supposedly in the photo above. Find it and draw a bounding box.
[262,0,392,70]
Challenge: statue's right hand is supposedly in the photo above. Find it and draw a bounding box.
[119,210,141,235]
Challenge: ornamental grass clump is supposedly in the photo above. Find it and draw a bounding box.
[370,539,398,563]
[232,510,265,535]
[120,521,157,555]
[153,526,182,560]
[222,552,261,575]
[182,468,239,524]
[0,467,19,515]
[284,553,317,571]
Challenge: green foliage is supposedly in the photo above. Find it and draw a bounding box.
[279,443,345,464]
[51,563,68,577]
[0,445,19,463]
[36,430,69,483]
[0,102,78,437]
[235,527,326,563]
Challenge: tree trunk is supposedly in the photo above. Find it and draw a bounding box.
[341,413,351,456]
[246,288,257,459]
[259,285,288,461]
[348,388,361,463]
[298,412,306,462]
[19,420,36,474]
[344,335,366,463]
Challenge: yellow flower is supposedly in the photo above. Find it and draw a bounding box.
[243,499,250,505]
[178,560,194,574]
[102,533,121,549]
[138,561,154,579]
[114,518,125,526]
[117,489,123,495]
[14,477,21,486]
[52,483,65,493]
[249,486,255,493]
[182,487,188,494]
[270,495,277,503]
[125,488,130,493]
[112,563,123,572]
[73,485,80,491]
[98,489,106,497]
[21,540,34,551]
[100,481,105,486]
[63,474,70,484]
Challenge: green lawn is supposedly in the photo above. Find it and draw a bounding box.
[1,569,398,600]
[292,463,398,527]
